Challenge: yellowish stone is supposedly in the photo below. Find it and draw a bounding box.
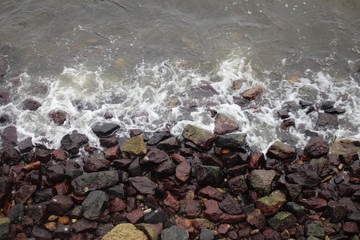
[103,223,147,240]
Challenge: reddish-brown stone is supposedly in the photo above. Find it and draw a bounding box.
[343,222,360,234]
[214,113,239,135]
[83,156,111,172]
[184,200,202,218]
[108,198,127,213]
[52,149,68,161]
[238,226,251,238]
[204,199,223,222]
[241,86,263,100]
[198,186,224,201]
[297,197,328,211]
[112,159,132,168]
[304,137,329,158]
[219,195,242,215]
[49,110,67,125]
[249,152,265,169]
[171,153,187,164]
[220,213,246,224]
[54,181,70,195]
[247,209,266,229]
[126,209,144,224]
[163,191,180,212]
[104,145,121,160]
[218,224,231,235]
[175,161,191,182]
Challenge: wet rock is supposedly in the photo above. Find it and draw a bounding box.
[199,186,223,201]
[200,227,216,240]
[277,109,290,119]
[103,223,147,240]
[104,145,121,160]
[184,199,202,218]
[347,211,360,222]
[309,157,329,177]
[161,225,189,240]
[154,159,176,175]
[0,114,10,124]
[163,191,180,212]
[316,113,338,128]
[157,137,181,151]
[343,222,360,234]
[100,137,119,148]
[325,201,347,223]
[46,163,65,181]
[330,139,360,155]
[249,169,277,196]
[204,199,223,222]
[176,161,191,182]
[297,197,327,211]
[113,158,132,169]
[1,125,17,146]
[106,184,126,200]
[71,171,119,195]
[214,114,239,135]
[143,148,170,164]
[144,208,168,224]
[92,122,120,137]
[13,184,36,204]
[266,141,296,161]
[215,133,247,150]
[255,190,287,216]
[148,130,172,145]
[286,170,320,188]
[195,165,223,187]
[220,194,242,215]
[82,190,108,220]
[7,203,24,223]
[268,211,296,232]
[60,130,89,155]
[52,149,67,161]
[49,110,67,125]
[23,99,41,111]
[126,209,144,224]
[350,160,360,178]
[34,188,54,203]
[324,107,346,114]
[129,176,158,195]
[122,135,147,155]
[305,221,325,238]
[0,217,10,239]
[182,124,216,150]
[128,157,141,176]
[246,209,266,229]
[48,195,74,215]
[241,86,263,100]
[304,137,329,158]
[1,146,21,165]
[32,225,52,240]
[228,175,248,194]
[83,156,111,172]
[284,202,305,218]
[72,218,98,233]
[220,213,246,224]
[249,152,265,169]
[320,101,334,110]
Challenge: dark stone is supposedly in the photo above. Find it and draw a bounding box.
[99,137,119,148]
[304,137,329,158]
[112,159,132,169]
[248,152,265,169]
[129,176,158,195]
[32,226,52,240]
[33,148,51,162]
[18,137,33,153]
[154,159,176,175]
[26,203,48,224]
[286,170,320,188]
[105,184,126,200]
[143,148,170,164]
[148,130,172,146]
[255,190,287,216]
[1,145,21,165]
[268,212,297,232]
[46,164,65,182]
[13,185,36,204]
[277,109,290,119]
[0,114,10,124]
[204,199,223,222]
[297,197,327,211]
[23,99,41,111]
[82,190,108,220]
[228,175,248,194]
[350,160,360,178]
[200,227,216,240]
[320,101,334,110]
[126,209,144,223]
[199,186,223,201]
[316,113,338,128]
[347,211,360,222]
[52,149,68,161]
[214,114,239,135]
[54,224,72,238]
[215,133,247,151]
[284,183,302,201]
[144,208,168,224]
[266,141,296,161]
[1,125,17,146]
[128,158,141,176]
[284,202,305,218]
[0,218,10,240]
[343,222,360,234]
[184,200,202,218]
[91,122,120,137]
[195,165,223,187]
[129,129,143,137]
[49,110,67,125]
[60,130,89,155]
[246,209,266,229]
[0,177,10,208]
[33,188,55,203]
[175,161,191,182]
[324,107,346,114]
[157,137,181,151]
[161,225,189,240]
[48,195,74,215]
[83,156,111,172]
[249,169,277,196]
[182,124,216,150]
[71,171,119,195]
[8,203,24,223]
[104,145,121,160]
[219,194,242,215]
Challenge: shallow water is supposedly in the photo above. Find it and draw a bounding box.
[1,0,360,151]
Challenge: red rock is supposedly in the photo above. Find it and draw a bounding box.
[112,159,132,168]
[49,110,67,125]
[1,146,21,165]
[129,176,158,195]
[126,209,144,224]
[163,191,180,212]
[238,226,251,237]
[304,137,329,158]
[48,195,74,215]
[255,190,287,216]
[69,234,86,240]
[13,184,36,204]
[99,137,119,148]
[104,145,121,160]
[247,209,266,229]
[171,153,187,163]
[198,186,224,201]
[228,175,248,194]
[1,125,17,146]
[204,199,223,222]
[108,198,126,213]
[154,159,176,175]
[218,224,230,235]
[142,148,169,164]
[157,137,181,151]
[52,149,68,161]
[54,181,70,195]
[176,216,194,233]
[184,200,202,218]
[46,164,65,181]
[23,99,41,111]
[343,222,360,234]
[214,114,239,135]
[241,86,263,100]
[249,152,265,169]
[83,156,111,172]
[219,194,242,215]
[175,161,191,182]
[220,213,246,224]
[297,197,327,211]
[284,183,301,201]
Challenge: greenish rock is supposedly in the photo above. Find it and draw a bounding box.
[136,223,158,240]
[71,171,119,195]
[215,133,247,150]
[161,225,189,240]
[307,237,321,240]
[182,124,216,150]
[195,165,223,187]
[309,157,328,176]
[350,160,360,178]
[249,169,277,195]
[330,139,360,155]
[268,211,297,232]
[266,141,296,161]
[122,135,147,155]
[0,218,10,240]
[82,190,109,220]
[103,223,147,240]
[306,221,325,238]
[255,190,287,216]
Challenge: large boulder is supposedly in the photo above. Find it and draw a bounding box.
[182,124,216,150]
[215,133,247,151]
[266,141,296,161]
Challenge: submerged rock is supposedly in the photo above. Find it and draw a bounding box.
[103,223,147,240]
[122,135,147,155]
[23,99,41,111]
[214,114,239,135]
[182,124,216,150]
[266,141,296,161]
[49,110,67,125]
[91,122,120,137]
[241,86,263,100]
[304,137,329,158]
[60,130,89,155]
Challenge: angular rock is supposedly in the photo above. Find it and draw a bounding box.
[215,133,247,150]
[1,125,17,146]
[122,135,147,155]
[128,158,141,176]
[220,213,246,224]
[255,190,287,216]
[284,202,305,218]
[325,201,347,223]
[46,163,65,181]
[304,137,329,158]
[248,151,265,169]
[13,185,36,204]
[176,161,191,182]
[92,123,120,137]
[199,186,224,201]
[83,156,111,172]
[52,149,68,161]
[157,137,181,151]
[126,209,144,224]
[330,139,360,155]
[214,114,239,135]
[161,225,189,240]
[104,145,121,160]
[135,223,159,240]
[100,137,119,148]
[184,200,202,218]
[8,203,24,223]
[286,170,320,188]
[1,146,21,165]
[247,209,266,229]
[195,165,223,187]
[49,110,67,125]
[163,191,180,212]
[103,223,147,240]
[182,124,216,150]
[148,131,172,146]
[71,171,119,195]
[347,211,360,222]
[48,195,74,215]
[266,141,296,161]
[220,194,242,215]
[154,159,176,175]
[241,86,263,100]
[200,227,216,240]
[72,218,98,233]
[18,137,33,153]
[109,198,127,213]
[82,190,108,220]
[268,211,296,232]
[60,130,89,155]
[32,226,52,240]
[343,222,360,234]
[0,218,10,240]
[23,99,41,111]
[297,197,327,211]
[143,148,170,164]
[316,113,338,128]
[305,221,325,238]
[129,176,158,195]
[249,169,277,196]
[204,199,223,222]
[144,208,168,224]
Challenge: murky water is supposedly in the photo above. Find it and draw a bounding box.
[1,0,360,150]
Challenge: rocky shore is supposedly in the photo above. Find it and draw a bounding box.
[1,111,360,240]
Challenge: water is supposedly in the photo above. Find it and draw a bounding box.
[1,0,360,151]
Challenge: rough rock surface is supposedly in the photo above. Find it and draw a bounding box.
[102,223,147,240]
[266,141,296,160]
[214,114,239,135]
[182,124,216,150]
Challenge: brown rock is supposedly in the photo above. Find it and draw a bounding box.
[18,137,33,153]
[32,226,52,240]
[304,137,329,158]
[198,186,224,201]
[286,170,320,188]
[54,181,71,195]
[49,110,67,125]
[52,149,68,161]
[109,198,127,213]
[1,145,21,165]
[153,159,176,175]
[129,177,158,195]
[126,209,144,224]
[219,194,242,215]
[249,169,277,196]
[71,218,98,233]
[249,152,265,169]
[113,159,132,168]
[184,200,202,218]
[23,99,41,111]
[266,141,296,161]
[100,137,119,148]
[175,161,191,182]
[204,199,223,222]
[143,148,170,164]
[255,190,287,216]
[247,209,266,229]
[105,145,121,160]
[48,195,74,215]
[83,156,111,172]
[182,124,216,150]
[241,86,263,100]
[343,222,359,234]
[163,191,180,212]
[316,113,338,128]
[217,224,230,235]
[228,175,248,194]
[13,184,36,204]
[220,213,246,224]
[157,137,181,151]
[1,125,17,146]
[297,197,327,211]
[214,114,239,135]
[238,226,251,238]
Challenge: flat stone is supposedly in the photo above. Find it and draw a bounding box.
[316,113,338,128]
[176,161,191,182]
[182,124,216,150]
[255,190,287,216]
[92,122,120,137]
[343,222,360,234]
[126,209,144,224]
[241,86,263,100]
[220,213,246,224]
[129,176,158,195]
[143,148,170,164]
[214,114,239,135]
[184,200,202,218]
[325,201,347,223]
[103,223,147,240]
[144,208,168,224]
[304,137,329,158]
[330,139,360,155]
[52,149,68,161]
[1,145,21,165]
[82,190,109,220]
[71,218,98,233]
[266,141,296,161]
[23,99,41,111]
[8,203,24,223]
[248,152,265,169]
[204,199,223,222]
[1,125,17,146]
[161,225,189,240]
[122,135,147,155]
[60,130,89,155]
[215,133,247,150]
[71,171,119,195]
[46,164,65,181]
[219,194,242,215]
[200,227,216,240]
[249,169,277,196]
[297,197,327,211]
[286,170,320,188]
[109,198,127,213]
[154,159,176,175]
[48,195,74,215]
[157,137,181,151]
[83,156,111,172]
[195,165,223,187]
[268,211,297,232]
[49,110,67,125]
[32,226,52,240]
[198,186,223,201]
[104,145,121,160]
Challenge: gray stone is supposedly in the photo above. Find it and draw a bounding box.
[266,141,296,161]
[92,122,120,137]
[200,227,216,240]
[82,190,109,220]
[0,218,10,240]
[8,203,24,223]
[71,171,119,195]
[144,208,168,224]
[268,211,297,232]
[195,165,223,187]
[129,176,158,195]
[305,221,325,238]
[161,225,189,240]
[249,169,277,195]
[215,133,247,150]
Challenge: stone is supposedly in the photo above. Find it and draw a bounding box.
[100,137,119,147]
[122,135,147,155]
[0,218,10,240]
[284,183,301,201]
[126,209,144,224]
[284,202,305,218]
[72,218,98,233]
[195,165,223,187]
[105,184,126,200]
[82,190,109,220]
[330,139,360,155]
[215,133,247,150]
[148,131,172,145]
[143,148,170,164]
[182,124,216,150]
[266,141,296,161]
[154,159,176,175]
[163,191,180,212]
[92,122,120,137]
[198,186,224,201]
[1,146,21,165]
[109,198,127,213]
[200,227,216,240]
[49,110,67,125]
[26,203,47,224]
[255,190,287,216]
[325,201,347,223]
[184,200,202,218]
[8,203,24,223]
[246,209,266,229]
[325,107,346,114]
[304,137,329,158]
[297,197,327,211]
[52,149,68,161]
[1,125,17,146]
[175,161,191,182]
[34,188,56,203]
[219,194,242,215]
[204,199,223,222]
[249,169,277,196]
[343,222,360,234]
[316,113,338,128]
[104,146,121,160]
[13,184,36,204]
[157,137,181,151]
[46,164,65,181]
[214,114,239,135]
[97,223,115,237]
[347,211,360,222]
[60,130,89,155]
[161,225,189,240]
[23,99,41,111]
[128,158,141,176]
[48,195,74,215]
[241,86,263,100]
[220,213,246,224]
[18,137,33,153]
[71,171,119,195]
[144,208,168,224]
[83,156,111,172]
[268,211,297,232]
[136,223,159,240]
[129,176,158,195]
[103,223,147,240]
[249,152,265,168]
[286,170,320,188]
[305,221,325,238]
[32,226,52,240]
